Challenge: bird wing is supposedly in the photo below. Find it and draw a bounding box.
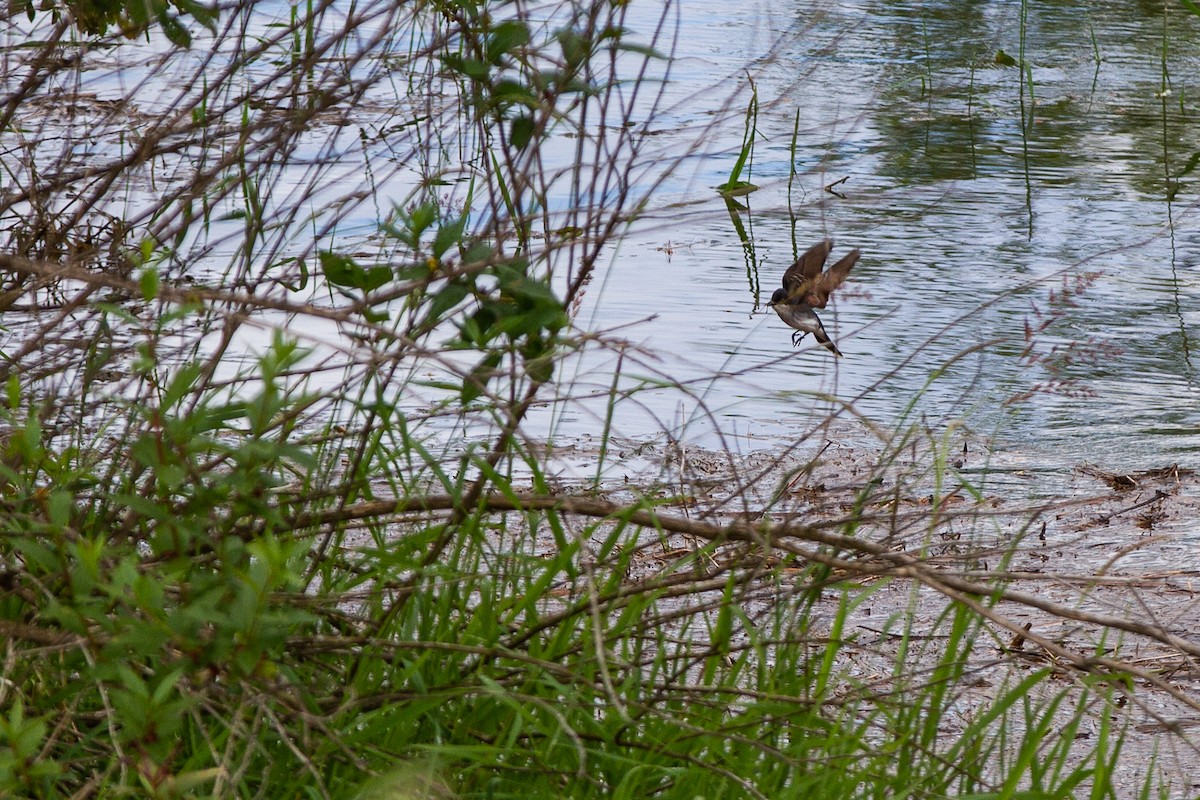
[804,248,859,309]
[781,239,832,296]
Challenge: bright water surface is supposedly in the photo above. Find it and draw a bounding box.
[549,0,1200,471]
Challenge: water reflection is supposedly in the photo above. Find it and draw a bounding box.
[571,0,1200,469]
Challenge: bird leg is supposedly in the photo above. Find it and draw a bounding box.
[791,330,808,347]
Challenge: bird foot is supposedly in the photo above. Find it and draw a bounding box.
[791,331,808,347]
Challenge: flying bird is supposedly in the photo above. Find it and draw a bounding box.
[768,239,859,356]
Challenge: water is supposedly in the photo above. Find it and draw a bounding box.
[540,0,1200,469]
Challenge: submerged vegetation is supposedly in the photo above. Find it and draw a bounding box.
[0,0,1199,798]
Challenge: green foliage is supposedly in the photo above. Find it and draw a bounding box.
[0,701,61,788]
[320,251,393,294]
[0,349,1144,798]
[17,0,218,45]
[0,333,317,796]
[716,76,760,197]
[375,200,567,404]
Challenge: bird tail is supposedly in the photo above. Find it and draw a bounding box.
[813,321,843,357]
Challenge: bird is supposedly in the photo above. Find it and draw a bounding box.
[768,239,859,356]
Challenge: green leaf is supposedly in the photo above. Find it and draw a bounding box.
[1183,0,1200,16]
[558,29,589,68]
[723,80,758,190]
[533,306,568,332]
[461,241,493,264]
[462,352,502,405]
[139,267,160,300]
[422,282,469,329]
[160,363,203,411]
[408,202,438,236]
[443,54,490,81]
[460,305,498,345]
[394,263,431,282]
[7,704,46,760]
[487,20,530,64]
[495,310,539,338]
[319,250,364,288]
[157,12,192,47]
[614,41,667,61]
[994,49,1019,67]
[320,253,389,292]
[432,217,467,260]
[46,490,73,529]
[276,255,308,292]
[492,80,537,109]
[526,354,554,383]
[497,267,560,308]
[150,668,186,704]
[362,265,393,292]
[511,116,536,149]
[176,0,218,31]
[715,180,759,197]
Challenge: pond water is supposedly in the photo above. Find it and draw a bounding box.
[542,0,1200,472]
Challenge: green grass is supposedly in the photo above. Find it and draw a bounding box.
[0,355,1150,797]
